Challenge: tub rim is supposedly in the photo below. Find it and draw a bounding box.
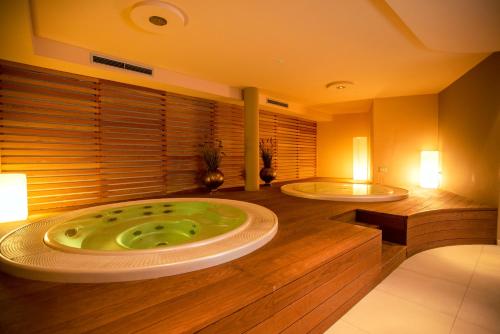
[281,182,408,202]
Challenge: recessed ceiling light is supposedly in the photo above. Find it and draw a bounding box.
[326,81,354,90]
[130,0,188,34]
[149,15,167,26]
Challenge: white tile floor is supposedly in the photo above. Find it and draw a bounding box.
[325,245,500,334]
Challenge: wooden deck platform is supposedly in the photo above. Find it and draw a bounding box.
[0,179,497,333]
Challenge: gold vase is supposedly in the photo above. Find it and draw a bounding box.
[203,169,224,191]
[259,166,276,186]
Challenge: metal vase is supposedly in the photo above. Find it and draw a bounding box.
[203,169,224,192]
[259,166,276,186]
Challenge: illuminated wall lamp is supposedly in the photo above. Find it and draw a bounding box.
[353,137,368,182]
[0,174,28,223]
[420,151,440,189]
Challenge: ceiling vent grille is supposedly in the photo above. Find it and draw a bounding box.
[91,55,153,76]
[266,98,288,108]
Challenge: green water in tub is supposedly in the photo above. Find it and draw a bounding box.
[44,201,248,251]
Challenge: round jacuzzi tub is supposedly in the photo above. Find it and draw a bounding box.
[44,200,250,253]
[281,182,408,202]
[0,198,278,283]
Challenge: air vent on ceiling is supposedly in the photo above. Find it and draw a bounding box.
[91,55,153,76]
[266,98,288,108]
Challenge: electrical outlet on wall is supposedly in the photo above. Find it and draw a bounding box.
[378,166,388,173]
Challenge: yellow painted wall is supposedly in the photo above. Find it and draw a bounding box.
[438,53,500,207]
[317,112,372,179]
[372,95,439,187]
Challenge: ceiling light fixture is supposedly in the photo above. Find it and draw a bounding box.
[325,81,354,90]
[149,15,167,26]
[130,0,188,34]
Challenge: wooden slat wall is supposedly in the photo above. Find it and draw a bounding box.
[276,114,301,180]
[214,103,244,188]
[259,111,317,180]
[0,63,102,211]
[99,80,167,202]
[164,92,213,193]
[0,61,317,212]
[298,118,317,179]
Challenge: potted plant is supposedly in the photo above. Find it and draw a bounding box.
[259,138,277,186]
[200,139,225,192]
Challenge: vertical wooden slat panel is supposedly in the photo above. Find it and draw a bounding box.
[99,80,167,202]
[276,114,300,180]
[164,92,214,193]
[259,111,317,181]
[0,62,101,211]
[298,118,317,179]
[0,60,316,213]
[214,103,245,188]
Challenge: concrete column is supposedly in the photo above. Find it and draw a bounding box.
[243,87,259,191]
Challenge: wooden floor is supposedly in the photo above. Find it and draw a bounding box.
[0,179,497,334]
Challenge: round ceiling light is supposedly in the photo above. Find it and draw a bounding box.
[149,15,167,26]
[326,81,354,90]
[130,0,188,34]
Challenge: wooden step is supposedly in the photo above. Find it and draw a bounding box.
[356,209,407,245]
[351,221,381,230]
[380,241,407,281]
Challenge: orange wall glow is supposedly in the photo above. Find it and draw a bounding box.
[317,112,372,179]
[439,53,499,207]
[372,95,438,187]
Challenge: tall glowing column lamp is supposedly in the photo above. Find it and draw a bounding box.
[353,137,369,182]
[0,174,28,223]
[420,151,440,189]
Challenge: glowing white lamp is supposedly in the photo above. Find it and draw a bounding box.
[420,151,440,189]
[0,174,28,223]
[353,137,368,181]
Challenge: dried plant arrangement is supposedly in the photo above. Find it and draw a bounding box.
[199,139,225,171]
[259,138,274,167]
